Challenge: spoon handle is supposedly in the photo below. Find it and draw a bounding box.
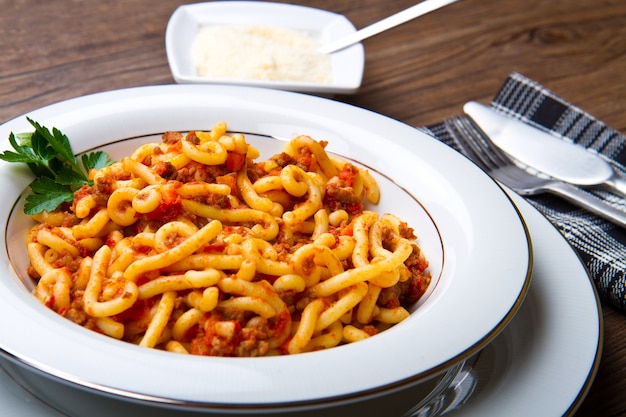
[318,0,460,54]
[605,174,626,198]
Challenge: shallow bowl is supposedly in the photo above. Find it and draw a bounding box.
[165,1,364,94]
[0,85,531,415]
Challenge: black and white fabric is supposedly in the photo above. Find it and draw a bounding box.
[424,72,626,312]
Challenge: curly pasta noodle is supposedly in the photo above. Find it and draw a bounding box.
[26,123,431,356]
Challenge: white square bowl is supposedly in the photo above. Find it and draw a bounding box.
[165,1,365,94]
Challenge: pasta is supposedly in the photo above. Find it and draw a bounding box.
[25,123,431,357]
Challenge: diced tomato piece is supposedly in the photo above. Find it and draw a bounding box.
[226,151,246,172]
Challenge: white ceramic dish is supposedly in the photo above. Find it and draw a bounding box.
[165,1,364,94]
[0,188,601,417]
[0,85,530,414]
[442,190,602,417]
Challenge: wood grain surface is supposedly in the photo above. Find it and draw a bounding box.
[1,0,626,415]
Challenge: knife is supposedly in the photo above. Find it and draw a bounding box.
[463,101,626,197]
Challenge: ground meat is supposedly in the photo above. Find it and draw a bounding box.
[61,213,81,228]
[26,265,40,280]
[65,306,89,326]
[273,221,314,259]
[162,131,183,144]
[270,152,297,168]
[246,164,267,184]
[92,177,115,206]
[171,161,208,182]
[170,161,231,183]
[398,222,416,240]
[323,176,363,214]
[64,292,91,327]
[202,192,232,208]
[153,161,177,180]
[186,131,201,145]
[377,246,431,309]
[188,310,272,357]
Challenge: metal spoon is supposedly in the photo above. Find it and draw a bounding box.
[318,0,460,54]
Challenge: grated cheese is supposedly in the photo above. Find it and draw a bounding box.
[191,25,333,84]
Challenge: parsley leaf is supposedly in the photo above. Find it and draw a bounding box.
[82,151,112,172]
[1,133,37,163]
[24,177,75,215]
[55,166,89,185]
[0,119,114,215]
[27,118,78,170]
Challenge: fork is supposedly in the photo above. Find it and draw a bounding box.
[444,116,626,228]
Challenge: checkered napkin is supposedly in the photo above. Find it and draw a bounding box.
[423,72,626,312]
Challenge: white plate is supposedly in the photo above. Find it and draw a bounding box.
[444,191,602,417]
[0,365,66,417]
[0,188,601,417]
[0,85,529,412]
[165,1,365,94]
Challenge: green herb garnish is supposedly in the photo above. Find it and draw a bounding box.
[0,118,113,215]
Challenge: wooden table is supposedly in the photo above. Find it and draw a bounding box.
[1,0,625,415]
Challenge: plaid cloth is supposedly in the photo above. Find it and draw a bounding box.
[424,72,626,312]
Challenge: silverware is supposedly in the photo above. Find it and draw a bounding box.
[464,101,626,197]
[444,116,626,228]
[317,0,460,54]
